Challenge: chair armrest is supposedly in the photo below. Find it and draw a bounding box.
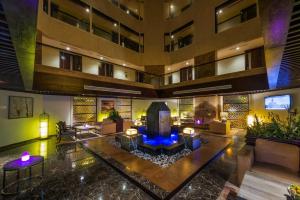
[237,145,254,186]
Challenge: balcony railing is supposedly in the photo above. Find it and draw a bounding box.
[162,48,265,86]
[39,44,265,88]
[51,9,90,32]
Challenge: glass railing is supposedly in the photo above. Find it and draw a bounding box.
[164,0,192,19]
[39,44,159,86]
[161,49,265,86]
[39,44,265,87]
[216,0,257,33]
[51,9,90,31]
[164,21,194,52]
[108,0,144,20]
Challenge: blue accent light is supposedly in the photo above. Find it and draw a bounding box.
[142,129,180,147]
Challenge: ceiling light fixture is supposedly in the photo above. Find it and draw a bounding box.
[167,67,171,71]
[114,23,117,27]
[66,47,70,51]
[171,35,174,39]
[123,63,126,66]
[126,10,130,14]
[186,62,189,65]
[217,9,223,15]
[85,8,90,13]
[100,57,103,60]
[236,46,240,51]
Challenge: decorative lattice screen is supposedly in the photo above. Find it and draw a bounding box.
[223,95,249,129]
[73,97,97,124]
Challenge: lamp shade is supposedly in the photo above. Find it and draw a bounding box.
[40,112,49,139]
[21,151,30,162]
[134,119,142,126]
[183,127,195,135]
[126,128,138,136]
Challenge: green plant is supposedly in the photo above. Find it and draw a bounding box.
[108,109,122,122]
[247,110,300,140]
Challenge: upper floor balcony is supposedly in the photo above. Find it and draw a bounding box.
[36,43,267,92]
[41,0,144,53]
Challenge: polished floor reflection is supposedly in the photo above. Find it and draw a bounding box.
[0,130,245,200]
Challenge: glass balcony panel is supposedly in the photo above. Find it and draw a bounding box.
[216,0,257,33]
[165,22,194,52]
[92,8,119,44]
[50,0,90,32]
[164,0,192,19]
[120,24,141,52]
[216,55,246,75]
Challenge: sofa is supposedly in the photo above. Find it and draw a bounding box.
[237,139,300,185]
[208,120,230,135]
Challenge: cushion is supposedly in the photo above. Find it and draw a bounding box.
[255,139,299,173]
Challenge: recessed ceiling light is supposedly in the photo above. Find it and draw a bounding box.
[66,47,70,51]
[113,23,117,27]
[236,46,240,51]
[171,35,174,39]
[85,8,90,13]
[100,57,104,60]
[170,4,174,9]
[167,67,171,71]
[126,10,130,14]
[217,9,223,15]
[186,62,189,65]
[123,63,126,66]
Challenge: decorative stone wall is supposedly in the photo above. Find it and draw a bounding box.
[146,102,171,137]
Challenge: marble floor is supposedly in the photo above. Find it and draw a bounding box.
[0,130,245,200]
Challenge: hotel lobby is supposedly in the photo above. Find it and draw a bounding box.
[0,0,300,199]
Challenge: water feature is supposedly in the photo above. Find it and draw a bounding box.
[137,102,185,155]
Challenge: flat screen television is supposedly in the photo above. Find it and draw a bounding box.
[264,94,291,110]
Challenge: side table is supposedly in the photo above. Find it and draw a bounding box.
[2,155,44,195]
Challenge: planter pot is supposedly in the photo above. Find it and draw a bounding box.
[115,119,124,133]
[246,134,300,147]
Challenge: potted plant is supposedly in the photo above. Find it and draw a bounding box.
[246,110,300,146]
[108,109,123,132]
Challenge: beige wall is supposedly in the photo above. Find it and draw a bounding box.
[43,95,72,135]
[0,90,43,147]
[42,45,59,68]
[249,88,300,120]
[0,91,72,148]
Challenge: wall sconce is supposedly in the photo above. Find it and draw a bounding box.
[40,112,49,139]
[126,128,138,136]
[183,127,195,135]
